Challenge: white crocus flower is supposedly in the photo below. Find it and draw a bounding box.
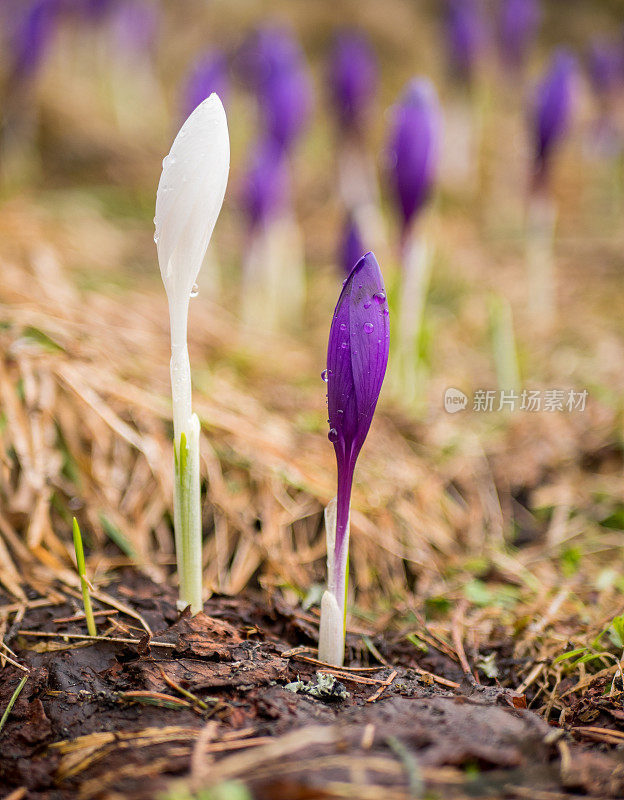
[154,93,230,614]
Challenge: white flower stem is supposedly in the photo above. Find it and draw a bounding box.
[396,230,431,405]
[318,496,350,667]
[170,331,203,615]
[526,191,557,327]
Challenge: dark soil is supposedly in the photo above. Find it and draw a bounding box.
[2,573,624,800]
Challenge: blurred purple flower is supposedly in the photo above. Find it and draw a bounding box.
[183,52,229,119]
[238,25,312,153]
[587,39,621,96]
[387,78,442,234]
[328,31,377,135]
[9,0,61,82]
[237,25,300,90]
[532,49,576,179]
[498,0,540,71]
[339,215,365,276]
[262,61,312,152]
[326,251,389,570]
[241,139,290,229]
[110,0,158,55]
[80,0,115,22]
[445,0,487,84]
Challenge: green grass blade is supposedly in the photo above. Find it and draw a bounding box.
[72,517,97,637]
[0,675,28,735]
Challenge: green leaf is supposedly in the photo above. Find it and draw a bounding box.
[608,615,624,648]
[553,647,588,664]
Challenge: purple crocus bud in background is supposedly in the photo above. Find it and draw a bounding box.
[531,49,576,185]
[241,139,290,230]
[339,215,365,276]
[387,78,442,236]
[183,51,229,119]
[239,25,312,153]
[9,0,61,83]
[261,55,312,153]
[498,0,540,72]
[319,251,389,666]
[236,25,300,91]
[587,39,621,97]
[445,0,486,85]
[110,0,158,56]
[328,31,377,137]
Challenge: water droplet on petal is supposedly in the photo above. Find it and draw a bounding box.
[363,322,374,334]
[363,300,371,309]
[340,323,347,331]
[383,308,389,316]
[321,369,329,383]
[153,233,159,243]
[341,342,348,350]
[190,283,199,298]
[374,291,386,303]
[328,428,339,443]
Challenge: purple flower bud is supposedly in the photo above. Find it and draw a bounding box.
[387,78,442,234]
[532,49,576,179]
[326,252,389,557]
[587,39,621,96]
[498,0,540,71]
[339,215,365,276]
[110,0,158,55]
[238,26,312,153]
[445,0,487,84]
[81,0,114,22]
[328,31,377,135]
[262,60,312,152]
[9,0,61,83]
[183,51,229,119]
[237,25,300,90]
[241,139,290,229]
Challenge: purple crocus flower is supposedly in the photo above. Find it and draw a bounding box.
[183,51,229,119]
[339,215,365,276]
[587,39,621,97]
[498,0,540,71]
[241,139,290,230]
[261,58,312,152]
[9,0,61,83]
[110,0,158,56]
[445,0,486,85]
[238,25,312,153]
[325,252,389,611]
[328,31,377,136]
[236,25,300,90]
[532,49,576,183]
[387,78,442,235]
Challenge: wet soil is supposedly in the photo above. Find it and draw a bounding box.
[2,573,624,800]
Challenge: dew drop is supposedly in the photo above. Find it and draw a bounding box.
[383,308,389,316]
[363,300,372,309]
[340,323,347,331]
[328,428,339,443]
[363,322,374,334]
[190,283,199,298]
[373,291,386,303]
[337,409,344,415]
[321,369,329,383]
[341,341,348,350]
[153,233,159,243]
